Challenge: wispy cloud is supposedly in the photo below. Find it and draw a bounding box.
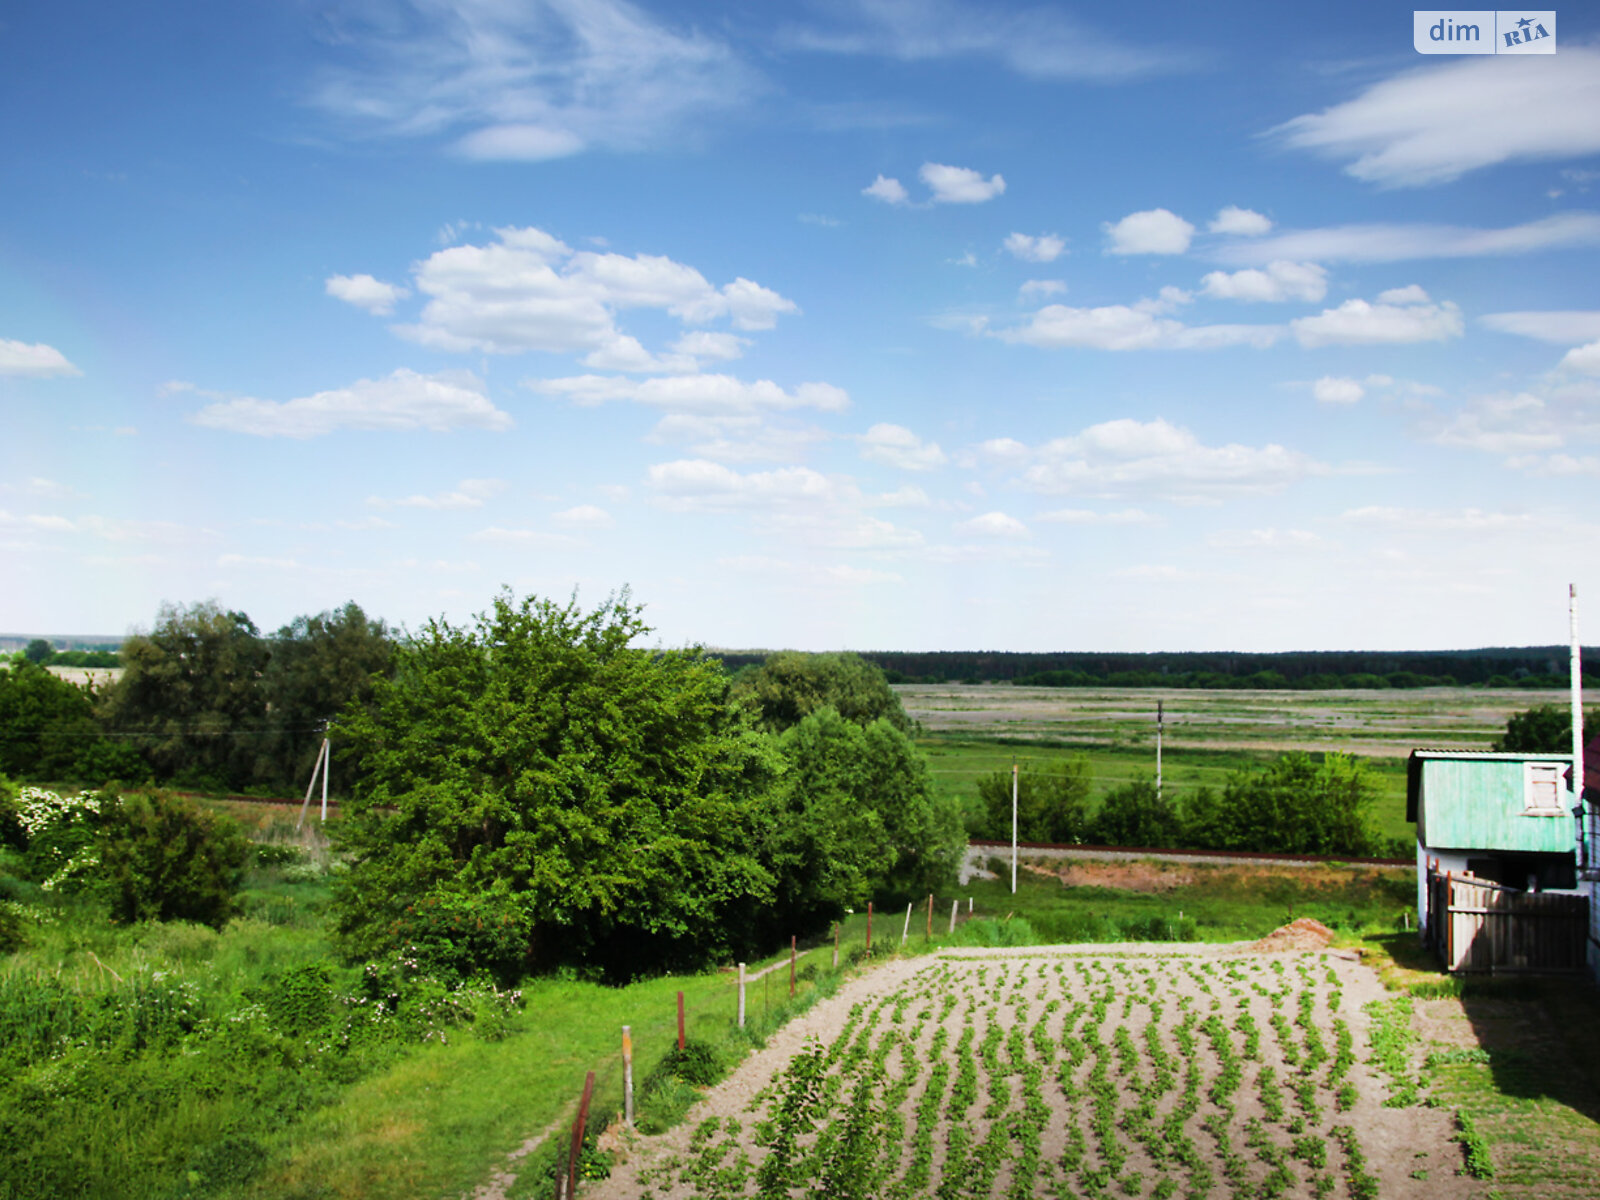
[1211,214,1600,265]
[780,0,1190,81]
[309,0,759,159]
[1272,48,1600,186]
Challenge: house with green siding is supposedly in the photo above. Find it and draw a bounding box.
[1408,749,1581,930]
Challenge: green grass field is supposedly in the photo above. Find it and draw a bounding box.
[918,735,1414,846]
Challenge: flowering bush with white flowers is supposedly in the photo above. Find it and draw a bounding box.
[14,787,106,895]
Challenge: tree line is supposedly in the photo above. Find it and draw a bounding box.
[713,647,1600,690]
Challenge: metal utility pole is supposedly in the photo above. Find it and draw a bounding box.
[1156,701,1164,800]
[1011,762,1018,895]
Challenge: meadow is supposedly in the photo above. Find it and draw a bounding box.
[902,682,1550,847]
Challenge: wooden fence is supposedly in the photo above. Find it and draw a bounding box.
[1425,865,1588,974]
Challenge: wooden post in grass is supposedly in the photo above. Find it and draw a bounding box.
[901,901,912,944]
[832,922,839,969]
[789,935,796,998]
[926,894,933,940]
[676,990,686,1051]
[867,902,873,951]
[622,1026,634,1128]
[737,963,746,1027]
[565,1070,596,1200]
[949,899,958,934]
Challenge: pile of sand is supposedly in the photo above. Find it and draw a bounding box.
[1249,916,1336,953]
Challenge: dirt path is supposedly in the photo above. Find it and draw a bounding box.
[589,943,1483,1200]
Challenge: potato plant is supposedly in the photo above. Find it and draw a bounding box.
[639,950,1414,1200]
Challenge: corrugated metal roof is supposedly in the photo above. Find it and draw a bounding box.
[1413,755,1576,853]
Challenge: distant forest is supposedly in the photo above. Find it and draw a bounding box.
[711,646,1600,691]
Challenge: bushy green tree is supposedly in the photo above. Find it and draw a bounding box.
[733,651,912,733]
[1184,752,1380,857]
[253,602,394,788]
[23,640,53,666]
[1494,703,1587,752]
[757,708,962,935]
[97,791,249,927]
[331,591,778,982]
[0,663,142,784]
[1089,779,1185,848]
[976,758,1091,844]
[98,602,271,790]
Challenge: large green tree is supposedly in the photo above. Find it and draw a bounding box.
[330,591,778,981]
[253,602,394,788]
[732,651,912,734]
[756,708,963,936]
[98,602,271,790]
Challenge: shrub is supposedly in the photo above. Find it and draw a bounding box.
[97,791,250,928]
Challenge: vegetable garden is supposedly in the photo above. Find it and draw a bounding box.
[613,948,1479,1200]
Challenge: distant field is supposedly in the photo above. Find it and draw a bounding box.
[898,682,1568,756]
[900,683,1577,845]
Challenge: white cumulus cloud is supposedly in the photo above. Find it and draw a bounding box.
[190,369,512,438]
[1209,206,1272,236]
[325,273,411,315]
[1313,377,1365,405]
[0,339,80,378]
[1003,232,1065,262]
[859,423,947,471]
[920,162,1006,204]
[381,226,796,360]
[1291,294,1463,347]
[863,174,910,205]
[1200,261,1327,303]
[1105,208,1194,255]
[989,418,1324,502]
[1560,340,1600,375]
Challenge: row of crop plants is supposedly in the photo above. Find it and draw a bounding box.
[636,949,1416,1200]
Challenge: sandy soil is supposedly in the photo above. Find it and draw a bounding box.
[589,942,1483,1200]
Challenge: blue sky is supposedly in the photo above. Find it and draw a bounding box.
[5,1,1600,651]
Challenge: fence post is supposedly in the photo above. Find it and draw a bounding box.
[926,894,933,940]
[737,963,746,1028]
[867,902,873,951]
[949,899,958,934]
[565,1070,596,1200]
[968,897,973,914]
[677,990,686,1051]
[832,922,839,969]
[622,1026,634,1128]
[901,901,912,944]
[790,935,797,998]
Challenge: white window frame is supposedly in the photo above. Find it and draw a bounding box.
[1523,761,1566,814]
